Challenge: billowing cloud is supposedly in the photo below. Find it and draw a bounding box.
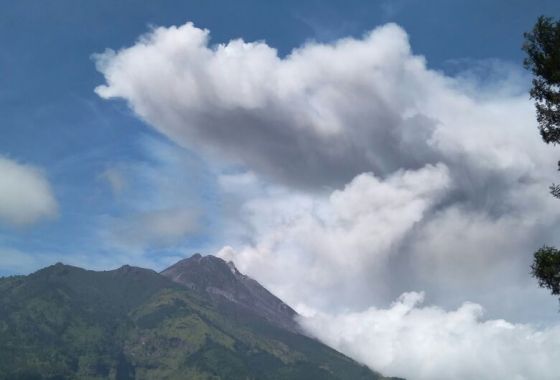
[95,22,560,379]
[218,164,451,311]
[0,156,57,226]
[299,292,560,380]
[94,21,556,218]
[94,23,458,189]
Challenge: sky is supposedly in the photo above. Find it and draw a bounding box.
[2,1,560,379]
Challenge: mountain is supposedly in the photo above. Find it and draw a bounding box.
[0,255,402,380]
[161,254,300,334]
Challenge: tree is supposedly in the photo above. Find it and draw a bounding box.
[523,16,560,301]
[523,16,560,145]
[531,246,560,296]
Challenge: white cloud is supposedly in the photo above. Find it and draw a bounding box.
[95,22,560,378]
[94,23,448,188]
[299,292,560,380]
[93,22,557,242]
[0,156,57,226]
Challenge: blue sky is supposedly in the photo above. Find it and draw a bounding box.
[2,0,558,274]
[4,2,560,378]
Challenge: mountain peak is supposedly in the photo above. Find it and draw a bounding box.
[161,254,300,333]
[114,264,156,276]
[32,262,85,278]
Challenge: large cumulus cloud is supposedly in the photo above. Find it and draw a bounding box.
[94,23,452,189]
[95,22,560,379]
[94,21,556,215]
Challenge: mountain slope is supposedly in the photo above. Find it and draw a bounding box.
[0,258,401,380]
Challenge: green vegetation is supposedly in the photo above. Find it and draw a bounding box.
[523,16,560,302]
[0,263,395,380]
[531,246,560,296]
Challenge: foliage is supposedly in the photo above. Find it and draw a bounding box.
[523,16,560,146]
[531,246,560,295]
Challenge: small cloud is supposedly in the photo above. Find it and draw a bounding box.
[0,247,41,274]
[380,0,407,19]
[0,155,58,227]
[106,208,199,252]
[99,166,127,195]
